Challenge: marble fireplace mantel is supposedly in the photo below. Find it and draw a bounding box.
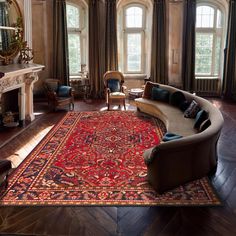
[0,63,44,122]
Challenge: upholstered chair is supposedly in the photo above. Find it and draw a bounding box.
[0,160,12,189]
[103,71,126,110]
[44,79,74,111]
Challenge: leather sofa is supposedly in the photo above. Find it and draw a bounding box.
[135,83,224,193]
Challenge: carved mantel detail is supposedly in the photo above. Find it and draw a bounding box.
[0,63,44,122]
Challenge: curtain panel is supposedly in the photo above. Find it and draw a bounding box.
[150,0,168,84]
[89,0,106,98]
[105,0,118,71]
[53,0,69,85]
[181,0,196,92]
[222,0,236,100]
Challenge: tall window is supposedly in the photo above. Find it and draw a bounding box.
[195,4,225,77]
[123,4,146,74]
[66,2,87,76]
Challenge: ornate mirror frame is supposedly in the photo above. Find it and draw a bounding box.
[0,0,23,65]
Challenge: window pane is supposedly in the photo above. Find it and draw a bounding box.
[214,36,221,76]
[127,33,141,72]
[217,9,223,28]
[195,33,213,75]
[126,7,143,28]
[68,34,81,74]
[196,6,214,28]
[67,4,80,28]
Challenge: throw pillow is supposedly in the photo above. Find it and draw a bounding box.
[58,86,71,97]
[151,87,170,103]
[142,81,159,99]
[194,109,208,129]
[169,91,186,107]
[184,100,200,118]
[162,132,183,142]
[107,79,120,92]
[179,100,191,112]
[199,119,211,132]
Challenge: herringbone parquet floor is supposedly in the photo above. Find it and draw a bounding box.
[0,99,236,236]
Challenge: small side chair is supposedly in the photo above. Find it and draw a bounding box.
[44,79,74,111]
[103,71,126,110]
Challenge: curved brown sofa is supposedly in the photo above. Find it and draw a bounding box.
[135,83,224,193]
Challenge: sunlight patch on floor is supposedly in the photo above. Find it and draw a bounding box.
[6,125,54,168]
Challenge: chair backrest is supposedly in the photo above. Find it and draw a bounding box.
[44,79,60,93]
[103,71,124,92]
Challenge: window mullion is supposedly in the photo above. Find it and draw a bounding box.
[212,32,216,76]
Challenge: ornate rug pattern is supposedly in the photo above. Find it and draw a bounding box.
[0,111,221,206]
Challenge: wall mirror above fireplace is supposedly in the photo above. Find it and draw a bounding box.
[0,0,23,65]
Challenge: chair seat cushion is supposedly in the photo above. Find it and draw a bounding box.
[110,92,126,98]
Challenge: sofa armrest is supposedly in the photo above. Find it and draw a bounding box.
[143,146,159,165]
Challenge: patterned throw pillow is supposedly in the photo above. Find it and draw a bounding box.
[179,100,191,112]
[184,100,200,118]
[194,109,208,129]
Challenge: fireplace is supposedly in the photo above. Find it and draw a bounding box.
[0,88,22,127]
[0,63,44,127]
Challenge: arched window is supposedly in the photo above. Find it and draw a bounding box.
[66,2,87,76]
[195,3,225,78]
[124,5,145,73]
[118,1,152,75]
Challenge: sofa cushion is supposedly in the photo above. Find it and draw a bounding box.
[179,100,191,112]
[194,109,208,130]
[199,119,211,132]
[143,81,159,99]
[151,87,170,103]
[169,91,186,107]
[184,100,200,118]
[135,98,197,136]
[162,133,183,142]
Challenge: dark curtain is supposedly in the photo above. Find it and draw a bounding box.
[0,2,10,51]
[150,0,168,84]
[89,0,106,98]
[222,0,236,100]
[105,0,118,71]
[53,0,69,85]
[181,0,196,92]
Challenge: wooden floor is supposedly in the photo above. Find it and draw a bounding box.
[0,98,236,236]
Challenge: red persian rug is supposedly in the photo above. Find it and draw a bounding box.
[0,111,221,206]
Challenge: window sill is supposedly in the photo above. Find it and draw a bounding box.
[195,76,220,80]
[123,74,147,80]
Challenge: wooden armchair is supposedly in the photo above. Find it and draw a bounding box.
[103,71,126,110]
[44,79,74,111]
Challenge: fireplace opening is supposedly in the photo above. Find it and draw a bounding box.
[0,89,20,127]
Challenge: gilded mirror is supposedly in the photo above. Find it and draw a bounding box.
[0,0,23,65]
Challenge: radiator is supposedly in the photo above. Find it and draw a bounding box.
[195,79,221,97]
